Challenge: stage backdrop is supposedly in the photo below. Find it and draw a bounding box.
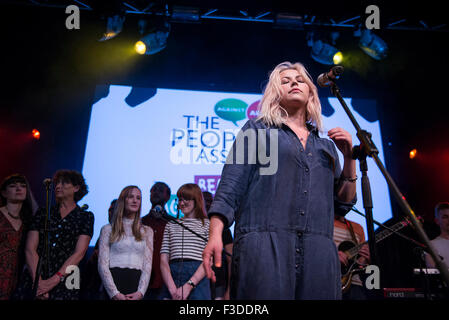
[82,85,392,243]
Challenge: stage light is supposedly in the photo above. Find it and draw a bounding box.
[32,129,40,140]
[136,21,170,55]
[99,15,125,41]
[333,51,343,64]
[307,32,342,65]
[358,29,388,60]
[409,149,417,159]
[310,40,342,65]
[135,41,146,54]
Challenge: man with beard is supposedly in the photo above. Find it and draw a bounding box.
[141,182,171,300]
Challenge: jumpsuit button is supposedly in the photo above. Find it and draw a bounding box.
[296,248,300,253]
[305,168,309,172]
[299,210,305,216]
[303,190,308,194]
[295,264,299,269]
[297,231,303,237]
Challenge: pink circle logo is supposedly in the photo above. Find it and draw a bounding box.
[247,101,260,120]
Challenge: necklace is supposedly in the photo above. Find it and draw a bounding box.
[7,210,20,220]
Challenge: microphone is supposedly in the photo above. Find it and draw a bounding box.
[151,205,176,221]
[80,204,89,211]
[151,205,164,219]
[317,66,344,88]
[43,178,52,186]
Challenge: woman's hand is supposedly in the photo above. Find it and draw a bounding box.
[177,284,193,300]
[36,293,49,300]
[125,291,143,300]
[328,127,353,159]
[36,275,59,296]
[112,293,127,300]
[203,235,223,283]
[169,287,181,300]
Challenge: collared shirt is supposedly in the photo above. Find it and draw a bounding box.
[26,205,94,300]
[209,119,356,299]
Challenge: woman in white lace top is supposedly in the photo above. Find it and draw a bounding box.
[98,186,154,300]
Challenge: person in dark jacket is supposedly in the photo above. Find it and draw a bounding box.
[203,61,357,300]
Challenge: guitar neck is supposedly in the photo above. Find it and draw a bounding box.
[346,218,411,259]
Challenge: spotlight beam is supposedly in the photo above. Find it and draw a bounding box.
[123,2,140,12]
[73,0,91,10]
[337,16,360,25]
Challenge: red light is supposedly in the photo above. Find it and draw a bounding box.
[409,149,417,159]
[32,129,40,140]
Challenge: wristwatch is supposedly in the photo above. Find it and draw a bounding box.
[187,279,197,289]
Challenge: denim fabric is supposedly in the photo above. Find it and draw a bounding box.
[159,260,211,300]
[342,284,369,300]
[209,119,356,300]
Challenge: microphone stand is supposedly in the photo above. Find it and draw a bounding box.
[31,180,52,299]
[158,211,232,258]
[351,207,427,249]
[325,78,449,287]
[413,247,432,300]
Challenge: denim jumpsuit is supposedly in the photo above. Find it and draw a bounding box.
[209,119,356,300]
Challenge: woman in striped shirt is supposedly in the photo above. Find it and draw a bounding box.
[160,183,210,300]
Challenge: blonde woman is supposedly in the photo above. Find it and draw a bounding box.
[98,186,153,300]
[203,61,357,300]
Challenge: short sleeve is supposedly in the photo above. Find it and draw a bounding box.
[79,211,94,237]
[160,223,170,255]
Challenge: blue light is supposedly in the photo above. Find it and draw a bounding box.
[359,29,388,60]
[310,40,340,65]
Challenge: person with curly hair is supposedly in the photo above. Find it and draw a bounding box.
[14,169,94,300]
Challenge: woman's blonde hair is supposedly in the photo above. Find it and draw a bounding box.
[257,61,323,131]
[110,185,143,243]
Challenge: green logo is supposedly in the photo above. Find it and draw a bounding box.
[214,99,248,126]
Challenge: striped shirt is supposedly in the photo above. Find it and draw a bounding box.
[160,218,210,262]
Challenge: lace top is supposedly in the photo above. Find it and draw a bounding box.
[98,218,154,298]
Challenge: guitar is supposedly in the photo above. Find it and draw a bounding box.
[339,216,421,292]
